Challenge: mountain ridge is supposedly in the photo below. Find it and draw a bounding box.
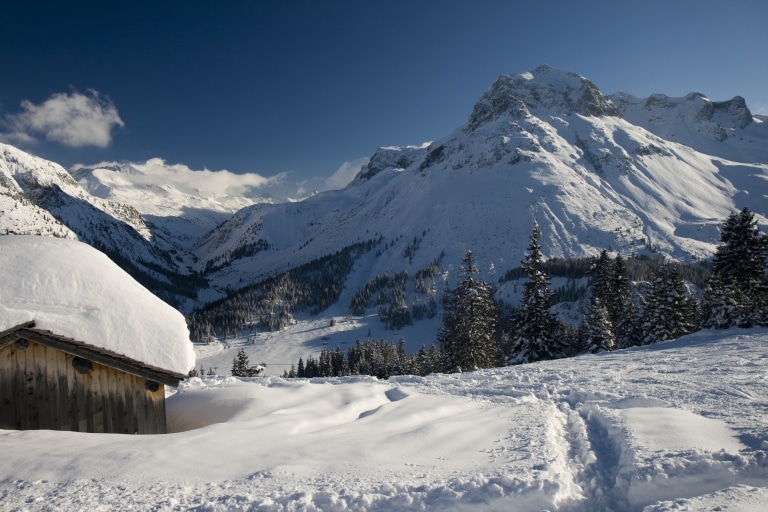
[1,65,766,313]
[190,66,766,289]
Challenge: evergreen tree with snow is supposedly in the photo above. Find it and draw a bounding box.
[609,253,639,348]
[231,348,264,377]
[583,294,616,353]
[703,207,768,328]
[231,347,251,377]
[641,262,697,344]
[508,224,565,364]
[590,250,613,302]
[585,251,638,349]
[437,250,501,372]
[700,275,740,329]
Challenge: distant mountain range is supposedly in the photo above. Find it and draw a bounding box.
[2,65,767,314]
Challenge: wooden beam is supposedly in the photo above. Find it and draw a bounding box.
[0,344,16,429]
[17,329,184,386]
[0,322,35,348]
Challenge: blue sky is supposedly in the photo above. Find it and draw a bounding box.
[2,0,766,196]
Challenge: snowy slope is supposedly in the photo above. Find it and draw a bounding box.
[0,235,195,375]
[193,65,768,297]
[610,91,768,164]
[0,143,175,271]
[1,328,766,511]
[0,192,76,238]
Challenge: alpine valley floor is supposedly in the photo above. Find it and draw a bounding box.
[1,327,767,511]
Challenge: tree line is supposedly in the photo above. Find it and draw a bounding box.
[281,338,445,379]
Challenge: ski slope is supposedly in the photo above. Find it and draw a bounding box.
[1,328,766,511]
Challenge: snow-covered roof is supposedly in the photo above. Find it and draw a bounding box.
[0,235,195,376]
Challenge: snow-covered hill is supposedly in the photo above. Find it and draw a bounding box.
[193,65,768,297]
[2,328,766,511]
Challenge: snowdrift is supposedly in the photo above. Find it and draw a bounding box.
[1,328,766,510]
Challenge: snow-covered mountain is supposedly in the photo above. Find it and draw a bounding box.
[609,91,768,164]
[2,65,767,311]
[0,143,199,307]
[0,143,160,254]
[72,159,281,251]
[192,65,768,295]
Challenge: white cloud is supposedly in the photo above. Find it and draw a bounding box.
[3,89,124,147]
[85,158,285,199]
[324,157,369,190]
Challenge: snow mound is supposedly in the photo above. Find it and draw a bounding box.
[0,235,195,375]
[617,406,744,453]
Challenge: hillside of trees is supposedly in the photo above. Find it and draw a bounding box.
[187,239,380,342]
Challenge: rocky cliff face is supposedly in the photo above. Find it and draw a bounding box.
[466,65,620,134]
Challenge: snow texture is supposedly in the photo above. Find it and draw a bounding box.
[1,328,766,511]
[0,235,195,376]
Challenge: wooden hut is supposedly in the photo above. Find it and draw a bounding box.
[0,321,185,434]
[0,235,196,435]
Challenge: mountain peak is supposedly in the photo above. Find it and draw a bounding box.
[354,144,429,182]
[466,65,619,132]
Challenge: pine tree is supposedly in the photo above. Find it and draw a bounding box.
[587,251,638,349]
[437,250,501,372]
[231,348,264,377]
[231,348,251,377]
[704,207,768,327]
[609,254,639,348]
[394,337,412,375]
[583,294,616,353]
[641,262,697,344]
[700,275,738,329]
[508,224,566,364]
[590,250,613,302]
[414,345,430,376]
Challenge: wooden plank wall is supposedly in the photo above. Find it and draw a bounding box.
[0,340,167,434]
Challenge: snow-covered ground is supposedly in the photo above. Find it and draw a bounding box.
[1,328,766,511]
